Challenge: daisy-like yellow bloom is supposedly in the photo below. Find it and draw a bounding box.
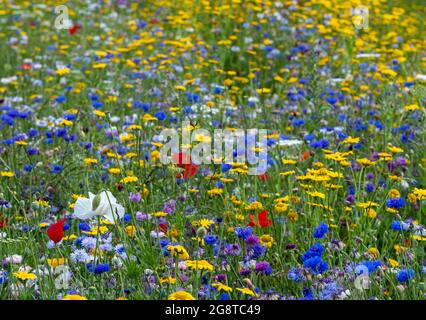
[47,258,67,268]
[388,189,401,198]
[198,218,214,229]
[412,188,426,201]
[154,211,168,217]
[167,245,190,260]
[244,201,263,210]
[356,201,379,209]
[403,104,420,112]
[108,167,121,174]
[364,208,377,219]
[282,159,297,165]
[236,287,258,297]
[120,175,138,183]
[55,67,71,75]
[387,145,404,153]
[13,271,37,281]
[168,291,195,300]
[356,158,376,167]
[0,171,14,178]
[93,109,106,117]
[208,188,224,196]
[125,225,137,237]
[388,259,399,268]
[160,277,176,285]
[84,158,98,166]
[342,136,360,144]
[186,260,214,271]
[83,226,109,236]
[287,211,299,221]
[33,199,49,207]
[368,247,379,258]
[306,191,325,199]
[212,283,233,292]
[142,114,158,121]
[62,294,87,300]
[259,235,274,248]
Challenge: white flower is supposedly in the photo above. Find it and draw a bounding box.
[73,191,125,222]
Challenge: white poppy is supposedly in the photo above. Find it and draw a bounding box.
[73,191,125,222]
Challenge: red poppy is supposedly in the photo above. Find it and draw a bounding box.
[68,24,81,35]
[149,18,159,24]
[257,173,269,181]
[300,150,311,162]
[159,222,168,233]
[247,215,256,227]
[246,210,272,227]
[258,210,272,227]
[47,219,66,243]
[0,216,7,229]
[172,153,198,179]
[21,63,31,70]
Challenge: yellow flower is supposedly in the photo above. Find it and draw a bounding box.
[236,287,258,297]
[259,235,274,248]
[208,188,224,196]
[120,175,138,183]
[160,277,176,285]
[93,109,106,117]
[125,225,137,237]
[364,208,377,219]
[368,247,379,258]
[13,271,37,281]
[387,145,404,153]
[306,191,325,199]
[198,218,214,229]
[168,291,195,300]
[55,67,71,75]
[62,294,87,300]
[154,211,168,217]
[47,258,67,268]
[167,245,190,260]
[212,283,233,292]
[108,167,121,174]
[413,188,426,201]
[0,171,14,178]
[244,201,263,210]
[342,136,360,144]
[186,260,214,271]
[287,211,299,221]
[388,189,401,198]
[388,259,399,268]
[84,158,98,166]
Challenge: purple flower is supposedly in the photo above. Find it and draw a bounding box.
[162,199,176,214]
[245,235,259,246]
[366,172,375,180]
[239,268,251,276]
[129,192,141,202]
[255,261,273,275]
[224,243,241,255]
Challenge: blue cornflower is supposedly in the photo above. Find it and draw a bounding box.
[303,256,328,274]
[204,235,217,245]
[396,269,415,283]
[386,198,405,209]
[391,220,410,232]
[302,243,324,261]
[313,222,328,239]
[87,263,110,274]
[52,164,63,174]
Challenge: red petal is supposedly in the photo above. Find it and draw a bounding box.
[172,153,191,167]
[247,214,256,227]
[47,219,66,243]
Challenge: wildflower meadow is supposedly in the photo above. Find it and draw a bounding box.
[0,0,425,301]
